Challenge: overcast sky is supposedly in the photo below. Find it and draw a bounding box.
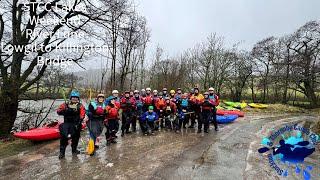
[134,0,320,60]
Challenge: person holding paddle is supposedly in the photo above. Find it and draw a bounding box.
[57,90,85,159]
[86,93,106,155]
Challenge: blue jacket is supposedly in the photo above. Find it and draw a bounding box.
[141,112,159,122]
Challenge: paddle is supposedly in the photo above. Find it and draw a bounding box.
[258,147,270,153]
[258,140,310,154]
[61,88,67,103]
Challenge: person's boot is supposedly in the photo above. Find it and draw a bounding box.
[121,130,125,137]
[72,146,80,155]
[72,149,80,155]
[197,129,202,133]
[106,136,112,145]
[204,129,209,133]
[215,127,219,131]
[106,140,111,146]
[59,146,66,159]
[111,139,118,144]
[59,153,65,159]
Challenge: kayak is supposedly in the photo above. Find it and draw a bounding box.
[224,101,247,109]
[217,105,240,111]
[216,109,245,117]
[216,105,224,110]
[248,103,268,109]
[216,115,238,124]
[14,121,87,141]
[14,122,60,141]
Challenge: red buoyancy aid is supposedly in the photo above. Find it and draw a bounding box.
[143,95,153,105]
[105,105,119,119]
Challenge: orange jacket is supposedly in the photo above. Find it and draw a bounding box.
[155,98,166,110]
[190,93,204,104]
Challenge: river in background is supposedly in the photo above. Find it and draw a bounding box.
[16,99,90,130]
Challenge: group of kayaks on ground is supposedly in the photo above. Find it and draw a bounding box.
[56,87,223,159]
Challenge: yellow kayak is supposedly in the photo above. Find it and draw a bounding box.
[248,103,268,109]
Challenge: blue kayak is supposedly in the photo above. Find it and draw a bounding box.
[216,115,238,124]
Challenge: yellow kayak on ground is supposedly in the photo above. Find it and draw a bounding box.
[248,103,268,109]
[217,105,240,111]
[224,101,247,109]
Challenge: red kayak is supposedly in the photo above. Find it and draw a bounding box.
[216,109,244,117]
[14,121,87,141]
[14,122,61,141]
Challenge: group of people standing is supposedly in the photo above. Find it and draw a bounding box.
[56,87,219,159]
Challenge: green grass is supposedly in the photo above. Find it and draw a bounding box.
[0,139,34,158]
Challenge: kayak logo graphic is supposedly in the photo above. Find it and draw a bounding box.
[258,124,319,180]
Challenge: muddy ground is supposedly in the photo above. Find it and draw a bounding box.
[0,113,319,180]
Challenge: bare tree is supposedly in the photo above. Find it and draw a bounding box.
[287,21,320,107]
[252,37,277,103]
[0,0,128,137]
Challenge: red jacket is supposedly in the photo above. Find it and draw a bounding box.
[142,95,153,106]
[105,104,119,120]
[120,97,136,112]
[57,102,86,120]
[201,99,215,111]
[162,102,177,114]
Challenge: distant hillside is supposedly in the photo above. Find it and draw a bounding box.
[73,68,110,88]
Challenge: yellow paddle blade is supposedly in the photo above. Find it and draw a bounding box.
[86,138,95,155]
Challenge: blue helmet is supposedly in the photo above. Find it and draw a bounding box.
[70,90,80,99]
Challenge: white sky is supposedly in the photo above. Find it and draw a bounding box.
[134,0,320,60]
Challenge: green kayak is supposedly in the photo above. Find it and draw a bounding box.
[224,101,247,109]
[217,105,240,111]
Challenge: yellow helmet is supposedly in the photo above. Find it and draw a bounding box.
[170,90,175,94]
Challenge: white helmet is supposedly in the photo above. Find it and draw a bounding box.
[134,90,139,94]
[112,90,119,94]
[153,90,158,93]
[208,87,214,91]
[146,87,151,91]
[141,89,146,92]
